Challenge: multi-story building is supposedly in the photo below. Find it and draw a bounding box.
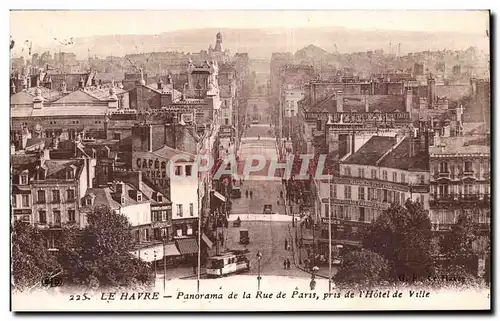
[311,131,430,253]
[11,146,97,248]
[428,133,490,231]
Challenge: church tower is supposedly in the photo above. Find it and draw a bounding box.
[214,31,223,52]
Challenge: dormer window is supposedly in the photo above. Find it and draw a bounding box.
[136,192,142,202]
[157,195,163,202]
[20,172,28,185]
[121,196,126,206]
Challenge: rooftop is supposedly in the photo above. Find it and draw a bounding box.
[430,135,490,155]
[378,137,429,171]
[343,136,398,166]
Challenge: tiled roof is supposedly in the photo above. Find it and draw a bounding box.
[343,136,398,166]
[44,159,83,178]
[85,182,148,210]
[151,145,196,162]
[12,154,38,174]
[378,137,429,171]
[139,181,171,204]
[26,87,64,102]
[142,84,182,100]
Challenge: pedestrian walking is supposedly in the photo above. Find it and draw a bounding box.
[245,190,249,198]
[283,259,287,270]
[286,258,291,270]
[277,197,280,205]
[280,190,283,198]
[284,238,288,250]
[250,191,253,198]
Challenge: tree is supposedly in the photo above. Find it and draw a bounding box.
[11,221,60,291]
[362,201,436,282]
[334,249,390,288]
[440,211,478,264]
[59,206,154,289]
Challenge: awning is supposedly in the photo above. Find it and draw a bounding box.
[202,233,213,249]
[213,191,227,202]
[164,243,181,257]
[176,238,199,255]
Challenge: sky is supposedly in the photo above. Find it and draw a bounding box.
[10,10,489,48]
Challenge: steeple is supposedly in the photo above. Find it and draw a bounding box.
[214,31,223,52]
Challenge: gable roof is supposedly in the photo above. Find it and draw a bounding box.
[51,89,101,104]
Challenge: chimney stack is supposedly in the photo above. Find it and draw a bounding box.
[157,78,164,90]
[405,89,413,112]
[336,90,344,112]
[32,88,44,109]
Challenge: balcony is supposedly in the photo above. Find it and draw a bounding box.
[463,170,474,176]
[65,198,76,203]
[36,199,47,204]
[437,171,450,178]
[51,199,61,204]
[429,193,490,207]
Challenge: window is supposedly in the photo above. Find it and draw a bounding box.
[464,184,473,195]
[392,172,397,182]
[419,195,425,204]
[368,188,374,201]
[22,195,29,208]
[377,189,382,201]
[53,210,61,226]
[185,165,192,176]
[371,169,377,179]
[359,207,365,222]
[152,211,162,222]
[401,193,406,204]
[382,171,388,181]
[419,175,425,184]
[175,166,182,176]
[39,210,47,224]
[358,168,365,178]
[137,192,142,202]
[324,204,330,218]
[66,189,75,202]
[113,133,121,140]
[383,189,388,202]
[157,195,163,202]
[177,204,183,217]
[464,161,473,172]
[68,210,75,222]
[330,184,337,199]
[52,190,60,203]
[358,187,365,200]
[401,173,406,184]
[12,196,17,208]
[438,185,449,196]
[344,167,351,177]
[439,162,449,173]
[20,173,28,185]
[189,203,194,216]
[344,186,352,200]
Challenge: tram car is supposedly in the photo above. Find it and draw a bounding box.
[205,250,251,277]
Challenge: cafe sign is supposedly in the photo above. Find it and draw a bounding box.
[321,198,391,210]
[330,177,409,192]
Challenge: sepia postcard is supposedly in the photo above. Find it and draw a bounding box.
[9,10,491,311]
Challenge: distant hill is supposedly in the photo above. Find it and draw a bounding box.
[30,27,488,60]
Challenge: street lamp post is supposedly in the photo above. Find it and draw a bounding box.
[153,250,157,280]
[256,251,262,291]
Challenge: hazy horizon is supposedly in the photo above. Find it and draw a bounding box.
[10,10,490,59]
